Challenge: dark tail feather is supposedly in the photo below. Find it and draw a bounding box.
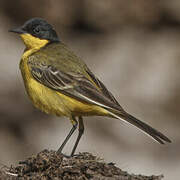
[108,110,171,144]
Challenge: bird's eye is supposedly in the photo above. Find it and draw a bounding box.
[34,27,40,34]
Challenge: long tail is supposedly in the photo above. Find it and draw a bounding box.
[107,110,171,144]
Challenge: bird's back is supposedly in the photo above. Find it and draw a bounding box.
[33,42,88,75]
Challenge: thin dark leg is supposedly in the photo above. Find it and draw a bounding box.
[71,116,84,156]
[57,116,77,154]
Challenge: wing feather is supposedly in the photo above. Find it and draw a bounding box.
[85,68,121,107]
[28,59,124,113]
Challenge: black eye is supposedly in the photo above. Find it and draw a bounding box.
[34,27,41,34]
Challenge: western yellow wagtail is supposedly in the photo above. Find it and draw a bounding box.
[9,18,171,156]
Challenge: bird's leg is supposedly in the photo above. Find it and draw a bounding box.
[57,116,78,155]
[70,116,84,156]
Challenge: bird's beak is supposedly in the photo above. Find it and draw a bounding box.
[9,27,26,34]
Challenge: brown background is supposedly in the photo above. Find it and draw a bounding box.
[0,1,179,179]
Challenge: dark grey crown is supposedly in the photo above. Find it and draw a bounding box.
[22,18,60,42]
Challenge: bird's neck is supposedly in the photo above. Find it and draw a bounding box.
[20,34,49,50]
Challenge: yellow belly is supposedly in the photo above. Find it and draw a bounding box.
[20,52,109,118]
[25,77,109,117]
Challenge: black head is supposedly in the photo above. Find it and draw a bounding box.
[9,18,59,42]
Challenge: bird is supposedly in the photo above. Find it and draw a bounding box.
[9,17,171,156]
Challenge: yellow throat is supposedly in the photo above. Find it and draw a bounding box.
[20,34,49,50]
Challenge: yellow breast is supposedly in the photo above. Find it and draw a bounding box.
[19,38,69,116]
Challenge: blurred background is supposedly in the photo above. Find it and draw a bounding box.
[0,0,179,179]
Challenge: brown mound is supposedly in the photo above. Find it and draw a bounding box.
[0,149,163,180]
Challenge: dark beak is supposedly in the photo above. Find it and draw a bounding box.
[9,27,26,34]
